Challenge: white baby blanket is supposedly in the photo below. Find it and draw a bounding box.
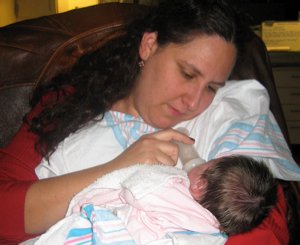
[177,79,300,180]
[35,164,226,245]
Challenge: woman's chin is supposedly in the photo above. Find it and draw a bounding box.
[149,118,181,129]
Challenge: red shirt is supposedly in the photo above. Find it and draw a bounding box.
[0,104,42,243]
[0,100,290,244]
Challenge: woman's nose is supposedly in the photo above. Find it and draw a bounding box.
[182,86,203,111]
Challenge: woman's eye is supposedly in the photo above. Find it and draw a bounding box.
[182,71,194,80]
[208,85,218,93]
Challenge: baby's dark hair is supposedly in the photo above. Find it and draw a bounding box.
[199,155,278,235]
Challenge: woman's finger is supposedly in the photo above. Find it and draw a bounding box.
[150,150,177,166]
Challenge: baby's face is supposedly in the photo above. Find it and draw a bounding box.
[188,158,219,201]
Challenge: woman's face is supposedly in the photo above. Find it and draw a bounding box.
[114,32,237,128]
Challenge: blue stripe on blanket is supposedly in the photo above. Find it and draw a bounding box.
[94,241,136,245]
[104,112,127,150]
[66,204,136,245]
[173,230,227,238]
[276,159,300,173]
[67,228,92,238]
[209,115,288,157]
[260,114,283,134]
[208,114,300,175]
[104,111,157,150]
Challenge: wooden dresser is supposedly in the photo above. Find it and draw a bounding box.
[270,52,300,145]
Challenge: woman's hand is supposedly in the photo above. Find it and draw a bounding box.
[112,128,195,168]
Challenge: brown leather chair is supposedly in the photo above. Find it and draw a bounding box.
[0,2,299,243]
[0,3,148,147]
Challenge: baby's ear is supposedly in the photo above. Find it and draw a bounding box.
[189,178,207,201]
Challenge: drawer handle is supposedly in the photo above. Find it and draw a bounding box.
[290,126,300,129]
[290,93,300,96]
[290,110,300,113]
[291,75,300,79]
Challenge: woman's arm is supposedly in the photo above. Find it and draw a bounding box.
[0,102,194,241]
[0,108,43,242]
[24,160,118,234]
[25,128,194,234]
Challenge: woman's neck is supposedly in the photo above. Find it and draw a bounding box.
[111,96,139,117]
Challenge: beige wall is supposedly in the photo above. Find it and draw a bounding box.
[56,0,98,13]
[0,0,99,26]
[0,0,150,27]
[0,0,16,27]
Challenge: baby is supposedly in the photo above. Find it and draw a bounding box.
[34,155,277,245]
[189,155,278,235]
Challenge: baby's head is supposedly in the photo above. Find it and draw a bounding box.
[188,155,278,235]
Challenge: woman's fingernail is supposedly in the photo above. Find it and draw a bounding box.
[189,137,195,141]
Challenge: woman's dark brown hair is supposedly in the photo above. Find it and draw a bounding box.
[29,0,247,159]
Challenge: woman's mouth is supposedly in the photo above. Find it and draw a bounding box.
[168,105,185,117]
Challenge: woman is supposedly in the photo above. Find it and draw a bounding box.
[0,0,297,244]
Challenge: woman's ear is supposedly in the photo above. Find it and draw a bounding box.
[139,32,158,61]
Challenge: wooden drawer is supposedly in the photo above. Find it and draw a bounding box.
[277,88,300,104]
[287,121,300,144]
[273,67,300,87]
[282,105,300,120]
